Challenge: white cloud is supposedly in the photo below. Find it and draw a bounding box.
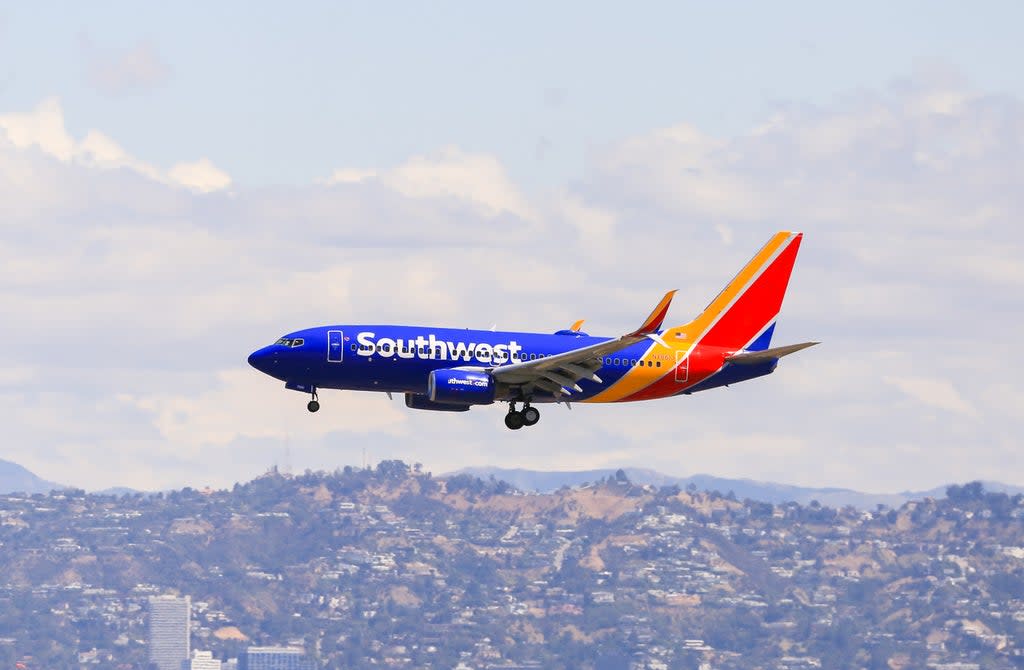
[324,168,377,184]
[0,366,34,386]
[82,39,172,96]
[168,158,232,193]
[882,376,978,417]
[553,193,617,262]
[1,76,1023,493]
[0,98,76,160]
[119,367,408,452]
[0,98,229,192]
[325,146,535,221]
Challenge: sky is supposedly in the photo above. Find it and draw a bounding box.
[1,3,1022,493]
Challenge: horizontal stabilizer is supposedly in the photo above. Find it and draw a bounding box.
[726,341,819,364]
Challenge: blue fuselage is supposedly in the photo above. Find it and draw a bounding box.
[247,324,776,404]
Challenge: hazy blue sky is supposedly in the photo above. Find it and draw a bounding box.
[4,2,1023,188]
[1,3,1022,492]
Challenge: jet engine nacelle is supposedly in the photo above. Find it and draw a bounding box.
[427,368,496,405]
[405,393,471,412]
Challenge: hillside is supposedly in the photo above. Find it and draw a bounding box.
[0,464,1022,668]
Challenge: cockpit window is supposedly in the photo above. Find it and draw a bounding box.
[275,338,305,348]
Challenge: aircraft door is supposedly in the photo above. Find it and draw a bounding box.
[327,330,344,363]
[675,350,689,383]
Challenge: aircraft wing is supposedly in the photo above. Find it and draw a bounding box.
[490,290,676,397]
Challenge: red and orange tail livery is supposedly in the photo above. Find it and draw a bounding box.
[688,231,804,352]
[249,231,817,429]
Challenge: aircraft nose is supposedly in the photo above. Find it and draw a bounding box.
[247,346,277,374]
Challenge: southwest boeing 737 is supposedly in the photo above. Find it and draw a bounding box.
[248,231,816,429]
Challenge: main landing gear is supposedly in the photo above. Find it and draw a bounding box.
[505,402,540,430]
[307,390,320,413]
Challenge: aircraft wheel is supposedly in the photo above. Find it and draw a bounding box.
[522,406,540,426]
[307,400,320,413]
[504,411,525,430]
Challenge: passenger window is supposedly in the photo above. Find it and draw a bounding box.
[656,361,662,367]
[613,358,620,365]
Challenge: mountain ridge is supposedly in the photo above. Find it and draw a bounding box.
[450,466,1024,509]
[4,458,1022,509]
[0,459,63,495]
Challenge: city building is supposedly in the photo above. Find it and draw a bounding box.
[148,594,191,670]
[241,646,314,670]
[186,650,222,670]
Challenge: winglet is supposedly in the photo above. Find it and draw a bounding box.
[570,319,586,333]
[628,290,677,336]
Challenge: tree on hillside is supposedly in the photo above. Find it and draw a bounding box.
[946,481,985,503]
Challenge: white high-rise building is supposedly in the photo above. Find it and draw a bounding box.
[186,650,222,670]
[148,594,191,670]
[242,646,314,669]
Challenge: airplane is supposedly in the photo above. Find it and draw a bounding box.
[248,231,817,430]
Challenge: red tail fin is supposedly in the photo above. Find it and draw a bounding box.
[681,231,803,351]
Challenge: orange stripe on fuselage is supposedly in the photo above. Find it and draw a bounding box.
[623,234,801,402]
[583,232,795,403]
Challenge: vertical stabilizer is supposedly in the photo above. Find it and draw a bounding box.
[666,231,803,351]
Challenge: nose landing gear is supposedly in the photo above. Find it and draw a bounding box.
[505,402,540,430]
[307,390,320,413]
